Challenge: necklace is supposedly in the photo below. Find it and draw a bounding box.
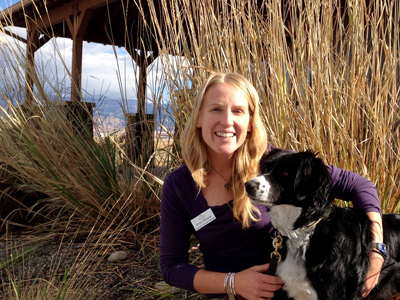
[210,165,229,182]
[209,165,233,207]
[210,165,230,189]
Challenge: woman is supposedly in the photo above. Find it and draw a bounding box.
[160,72,383,299]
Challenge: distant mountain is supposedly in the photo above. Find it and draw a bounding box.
[0,94,176,135]
[92,97,176,134]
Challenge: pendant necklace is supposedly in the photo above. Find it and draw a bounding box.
[210,165,231,191]
[210,165,229,183]
[209,165,233,209]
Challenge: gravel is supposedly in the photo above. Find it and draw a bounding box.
[0,234,202,299]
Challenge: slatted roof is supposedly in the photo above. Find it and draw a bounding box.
[0,0,160,51]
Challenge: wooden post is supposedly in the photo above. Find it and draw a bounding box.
[71,34,83,103]
[126,45,158,163]
[137,54,147,129]
[125,52,155,163]
[65,9,95,138]
[25,21,39,105]
[126,113,155,163]
[124,12,159,163]
[66,9,93,103]
[64,101,96,139]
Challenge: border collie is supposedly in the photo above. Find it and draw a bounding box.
[245,149,400,300]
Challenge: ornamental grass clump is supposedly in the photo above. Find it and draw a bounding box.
[147,0,400,212]
[0,21,162,236]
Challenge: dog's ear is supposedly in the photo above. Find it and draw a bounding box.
[261,148,293,174]
[260,148,282,173]
[265,148,283,159]
[293,151,331,202]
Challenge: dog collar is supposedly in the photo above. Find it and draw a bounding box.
[371,242,387,259]
[307,218,323,229]
[299,217,323,233]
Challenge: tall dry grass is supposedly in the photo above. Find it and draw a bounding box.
[147,0,400,212]
[0,0,399,298]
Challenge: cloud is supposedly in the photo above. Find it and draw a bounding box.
[1,27,167,106]
[35,38,140,101]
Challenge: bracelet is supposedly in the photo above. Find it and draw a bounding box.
[371,249,386,259]
[370,242,387,259]
[230,272,236,296]
[224,273,231,294]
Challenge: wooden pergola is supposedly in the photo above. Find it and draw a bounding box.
[0,0,161,110]
[0,0,163,158]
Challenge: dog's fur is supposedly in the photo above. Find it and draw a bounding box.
[245,149,400,300]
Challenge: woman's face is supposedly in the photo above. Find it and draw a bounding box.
[196,83,251,161]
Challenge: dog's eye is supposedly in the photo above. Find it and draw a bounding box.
[283,172,289,177]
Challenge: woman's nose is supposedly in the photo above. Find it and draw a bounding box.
[221,111,234,126]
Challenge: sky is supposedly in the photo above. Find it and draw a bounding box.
[0,0,14,9]
[0,0,167,116]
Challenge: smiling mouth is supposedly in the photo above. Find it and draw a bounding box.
[215,132,235,138]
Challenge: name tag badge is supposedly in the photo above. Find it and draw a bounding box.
[191,208,216,231]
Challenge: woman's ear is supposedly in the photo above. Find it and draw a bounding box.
[196,117,202,128]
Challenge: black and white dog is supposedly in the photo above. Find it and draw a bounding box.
[245,149,400,300]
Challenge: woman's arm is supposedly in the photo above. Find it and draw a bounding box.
[160,175,200,292]
[327,165,382,214]
[362,211,384,297]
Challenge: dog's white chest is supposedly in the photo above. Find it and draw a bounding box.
[269,205,318,300]
[277,243,318,300]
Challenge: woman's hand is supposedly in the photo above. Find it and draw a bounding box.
[234,264,284,300]
[361,251,384,297]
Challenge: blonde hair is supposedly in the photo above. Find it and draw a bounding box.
[181,72,268,228]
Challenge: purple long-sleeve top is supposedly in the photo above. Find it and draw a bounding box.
[159,149,382,299]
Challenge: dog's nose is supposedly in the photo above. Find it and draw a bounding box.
[245,180,259,193]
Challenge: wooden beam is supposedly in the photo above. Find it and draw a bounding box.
[70,32,83,102]
[2,29,27,43]
[34,0,118,30]
[137,53,147,118]
[67,9,93,102]
[99,2,122,32]
[3,27,52,50]
[106,3,138,36]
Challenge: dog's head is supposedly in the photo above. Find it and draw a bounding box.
[246,149,333,229]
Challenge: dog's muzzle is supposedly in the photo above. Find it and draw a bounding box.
[245,176,273,205]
